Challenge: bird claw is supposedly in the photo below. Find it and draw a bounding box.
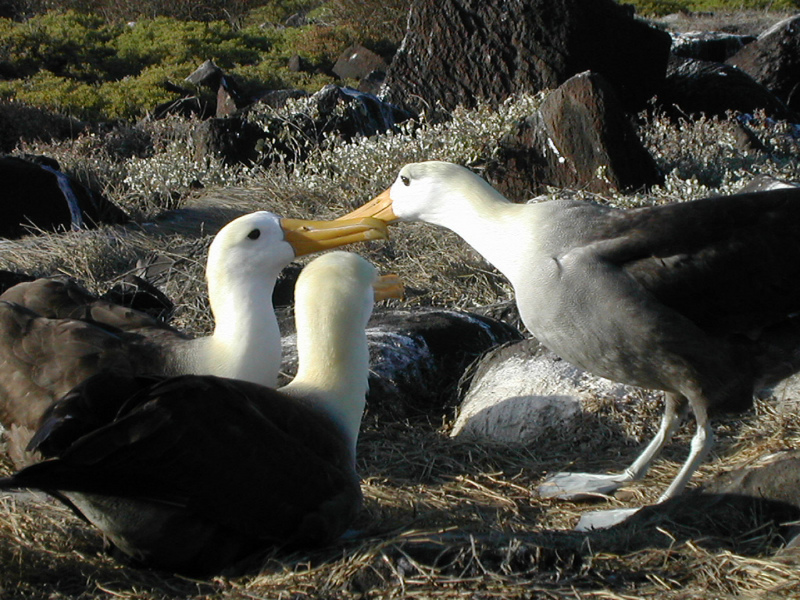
[574,507,641,531]
[537,472,630,500]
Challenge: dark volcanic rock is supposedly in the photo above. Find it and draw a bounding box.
[0,155,129,238]
[670,30,756,62]
[280,308,523,421]
[333,44,387,80]
[152,96,214,120]
[313,85,414,141]
[194,86,414,167]
[382,0,671,113]
[254,89,310,109]
[487,72,663,199]
[655,56,795,120]
[185,59,225,90]
[358,70,387,96]
[192,118,266,166]
[727,15,800,113]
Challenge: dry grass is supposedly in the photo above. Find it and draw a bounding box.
[3,394,800,599]
[2,9,800,598]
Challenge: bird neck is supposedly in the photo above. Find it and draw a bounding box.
[283,308,369,462]
[435,189,532,286]
[202,270,282,388]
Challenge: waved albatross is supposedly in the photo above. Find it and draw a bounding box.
[340,160,800,528]
[0,251,402,575]
[0,211,386,438]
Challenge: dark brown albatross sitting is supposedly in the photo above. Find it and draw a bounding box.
[339,160,800,529]
[0,252,402,574]
[0,211,387,435]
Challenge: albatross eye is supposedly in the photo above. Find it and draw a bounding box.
[247,228,261,240]
[400,175,410,186]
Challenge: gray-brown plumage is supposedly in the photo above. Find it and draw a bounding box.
[341,160,800,528]
[0,252,398,574]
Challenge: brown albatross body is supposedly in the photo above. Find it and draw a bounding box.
[0,252,399,574]
[341,160,800,528]
[0,212,387,433]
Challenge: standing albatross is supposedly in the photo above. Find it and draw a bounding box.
[0,251,402,575]
[339,160,800,528]
[0,211,387,435]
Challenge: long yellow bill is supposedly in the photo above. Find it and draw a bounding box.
[373,274,404,302]
[281,217,388,257]
[336,188,399,224]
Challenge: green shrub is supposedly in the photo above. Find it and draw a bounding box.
[98,64,189,120]
[623,0,800,16]
[0,70,106,119]
[0,10,121,81]
[112,18,268,70]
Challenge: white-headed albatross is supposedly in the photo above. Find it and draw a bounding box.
[0,251,402,575]
[0,211,387,433]
[339,160,800,528]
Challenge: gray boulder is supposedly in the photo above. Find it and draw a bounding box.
[451,338,659,445]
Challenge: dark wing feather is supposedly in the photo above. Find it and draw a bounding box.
[0,276,183,335]
[0,302,172,429]
[9,374,360,546]
[590,189,800,333]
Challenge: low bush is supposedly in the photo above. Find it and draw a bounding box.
[627,0,800,16]
[0,1,410,121]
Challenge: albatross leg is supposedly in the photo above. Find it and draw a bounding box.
[657,406,713,502]
[537,393,688,500]
[573,405,714,531]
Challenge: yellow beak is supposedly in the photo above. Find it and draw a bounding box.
[336,188,399,224]
[373,274,404,302]
[281,217,388,257]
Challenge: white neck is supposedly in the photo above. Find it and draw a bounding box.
[426,183,531,286]
[281,305,369,464]
[191,266,282,389]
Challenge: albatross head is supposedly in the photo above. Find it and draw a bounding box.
[207,211,389,283]
[337,161,507,228]
[199,211,388,387]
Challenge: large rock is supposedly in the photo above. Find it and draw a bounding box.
[451,338,660,444]
[486,72,663,199]
[280,308,523,420]
[655,56,795,120]
[727,15,800,113]
[670,30,756,62]
[192,117,266,166]
[193,86,414,167]
[332,44,387,80]
[312,85,413,142]
[0,155,129,238]
[382,0,671,113]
